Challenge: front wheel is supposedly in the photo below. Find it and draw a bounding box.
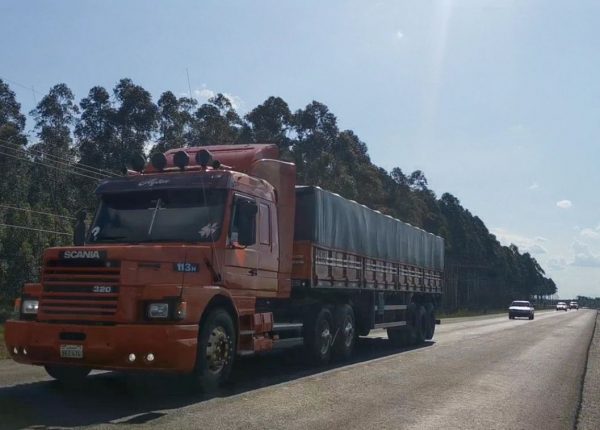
[304,307,334,365]
[193,308,236,392]
[45,365,91,386]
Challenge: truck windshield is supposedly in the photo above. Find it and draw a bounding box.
[89,189,227,243]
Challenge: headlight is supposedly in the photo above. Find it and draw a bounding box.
[147,303,169,319]
[22,299,39,315]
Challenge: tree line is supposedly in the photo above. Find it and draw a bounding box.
[0,78,557,316]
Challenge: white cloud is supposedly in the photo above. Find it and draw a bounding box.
[571,241,600,268]
[528,244,547,255]
[528,182,539,190]
[193,85,243,110]
[547,258,567,271]
[580,228,600,240]
[491,228,548,255]
[195,88,216,99]
[556,200,572,209]
[396,30,404,39]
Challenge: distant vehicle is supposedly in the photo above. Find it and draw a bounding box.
[556,302,568,311]
[569,301,579,310]
[508,301,534,320]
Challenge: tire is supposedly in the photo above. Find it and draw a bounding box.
[332,304,356,361]
[45,365,91,386]
[387,327,411,347]
[529,315,534,320]
[193,308,236,392]
[304,307,334,365]
[410,306,427,345]
[509,314,514,319]
[424,303,435,340]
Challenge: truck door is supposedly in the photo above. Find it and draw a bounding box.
[223,194,259,291]
[257,201,278,292]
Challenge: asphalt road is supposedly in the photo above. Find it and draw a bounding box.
[0,309,596,430]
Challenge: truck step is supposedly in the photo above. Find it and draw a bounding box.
[272,323,303,332]
[272,337,304,350]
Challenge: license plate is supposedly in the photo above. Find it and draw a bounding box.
[60,344,83,359]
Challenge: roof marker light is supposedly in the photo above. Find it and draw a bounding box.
[173,151,190,170]
[130,154,146,173]
[150,152,167,171]
[195,149,213,168]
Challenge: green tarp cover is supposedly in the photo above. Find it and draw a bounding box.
[294,186,444,271]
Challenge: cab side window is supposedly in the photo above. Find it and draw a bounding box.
[259,203,271,245]
[229,195,257,247]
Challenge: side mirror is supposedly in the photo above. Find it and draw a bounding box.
[73,210,87,246]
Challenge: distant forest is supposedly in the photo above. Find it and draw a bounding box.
[0,78,558,314]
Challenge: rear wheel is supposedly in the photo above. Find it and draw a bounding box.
[45,365,91,386]
[387,327,411,347]
[304,307,334,365]
[424,303,436,340]
[412,306,427,345]
[193,308,236,392]
[332,304,356,360]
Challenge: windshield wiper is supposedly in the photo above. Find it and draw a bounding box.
[147,198,162,237]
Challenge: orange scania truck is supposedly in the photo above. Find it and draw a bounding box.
[5,144,443,389]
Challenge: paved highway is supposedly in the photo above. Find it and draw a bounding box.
[0,309,597,430]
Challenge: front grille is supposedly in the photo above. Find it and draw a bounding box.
[39,259,121,323]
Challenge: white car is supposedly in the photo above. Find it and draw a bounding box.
[556,302,568,311]
[508,301,535,320]
[569,301,579,310]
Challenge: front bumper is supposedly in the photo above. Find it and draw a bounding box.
[509,311,533,317]
[4,320,198,373]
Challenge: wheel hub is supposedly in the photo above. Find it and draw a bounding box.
[343,319,354,347]
[319,322,332,355]
[206,326,231,374]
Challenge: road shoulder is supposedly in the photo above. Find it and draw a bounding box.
[577,310,600,429]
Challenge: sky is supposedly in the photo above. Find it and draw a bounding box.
[1,0,600,299]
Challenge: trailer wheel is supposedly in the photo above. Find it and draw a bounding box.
[424,303,435,340]
[333,304,356,360]
[304,307,334,365]
[193,307,236,392]
[45,365,91,386]
[411,306,427,345]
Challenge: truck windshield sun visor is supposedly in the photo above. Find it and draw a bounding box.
[94,171,232,195]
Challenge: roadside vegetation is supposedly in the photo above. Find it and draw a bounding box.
[0,78,560,314]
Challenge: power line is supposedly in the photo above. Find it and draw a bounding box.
[0,143,110,178]
[0,139,118,178]
[0,142,110,179]
[0,149,105,182]
[0,76,44,96]
[0,223,70,236]
[0,204,76,220]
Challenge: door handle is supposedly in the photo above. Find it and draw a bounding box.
[248,268,257,276]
